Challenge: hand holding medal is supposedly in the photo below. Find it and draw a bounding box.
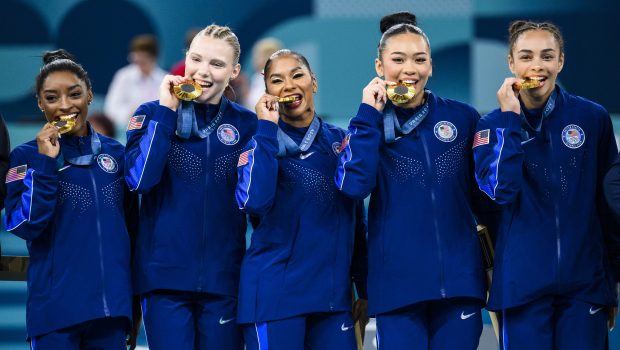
[362,77,388,112]
[255,94,280,124]
[36,123,61,158]
[159,75,187,111]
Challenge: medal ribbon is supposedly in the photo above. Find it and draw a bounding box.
[176,98,229,139]
[519,88,557,140]
[56,123,101,168]
[276,115,320,157]
[383,89,431,143]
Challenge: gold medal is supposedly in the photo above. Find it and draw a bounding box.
[513,78,543,90]
[278,95,300,104]
[52,115,76,134]
[387,81,416,104]
[173,80,202,101]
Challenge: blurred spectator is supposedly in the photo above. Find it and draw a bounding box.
[88,112,117,139]
[227,67,249,103]
[104,34,167,129]
[243,37,282,108]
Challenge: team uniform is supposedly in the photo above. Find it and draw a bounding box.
[4,125,135,349]
[336,92,488,349]
[474,85,620,349]
[124,97,256,350]
[0,114,9,211]
[235,117,368,350]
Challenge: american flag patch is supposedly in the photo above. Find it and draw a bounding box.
[127,115,146,130]
[473,129,490,148]
[5,165,27,183]
[237,150,250,167]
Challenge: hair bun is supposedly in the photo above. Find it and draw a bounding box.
[380,11,417,34]
[508,20,529,36]
[42,49,75,65]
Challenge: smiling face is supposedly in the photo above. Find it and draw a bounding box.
[38,70,92,137]
[185,35,240,104]
[509,29,564,102]
[376,32,432,108]
[265,54,317,124]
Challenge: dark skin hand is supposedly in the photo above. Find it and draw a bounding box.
[353,298,369,340]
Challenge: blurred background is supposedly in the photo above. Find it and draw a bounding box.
[1,0,619,349]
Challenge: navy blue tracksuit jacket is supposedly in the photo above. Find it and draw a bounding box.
[474,86,620,311]
[4,129,135,337]
[125,97,257,297]
[235,119,367,324]
[336,92,488,316]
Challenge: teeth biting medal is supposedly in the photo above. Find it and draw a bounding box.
[52,115,76,134]
[513,77,543,90]
[278,96,300,104]
[387,81,416,104]
[173,80,203,101]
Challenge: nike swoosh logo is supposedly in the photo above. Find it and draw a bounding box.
[299,152,315,160]
[461,311,476,320]
[589,306,604,315]
[394,136,403,141]
[59,165,71,172]
[341,323,353,331]
[219,317,235,324]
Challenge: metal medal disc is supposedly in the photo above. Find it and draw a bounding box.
[53,117,76,134]
[387,82,416,104]
[173,81,202,101]
[278,96,298,104]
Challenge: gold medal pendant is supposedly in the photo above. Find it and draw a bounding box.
[173,80,203,101]
[513,78,543,91]
[52,115,76,134]
[387,82,416,104]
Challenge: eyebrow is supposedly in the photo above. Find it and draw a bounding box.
[42,84,82,93]
[390,51,427,56]
[517,48,556,54]
[269,66,303,78]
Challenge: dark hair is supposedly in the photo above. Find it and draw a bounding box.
[35,49,91,96]
[263,49,313,82]
[378,11,430,59]
[130,34,159,57]
[508,20,564,56]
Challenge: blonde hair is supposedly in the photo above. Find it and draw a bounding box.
[191,24,241,64]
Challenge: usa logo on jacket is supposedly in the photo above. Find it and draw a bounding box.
[434,121,457,142]
[561,124,585,149]
[217,124,240,145]
[97,154,118,173]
